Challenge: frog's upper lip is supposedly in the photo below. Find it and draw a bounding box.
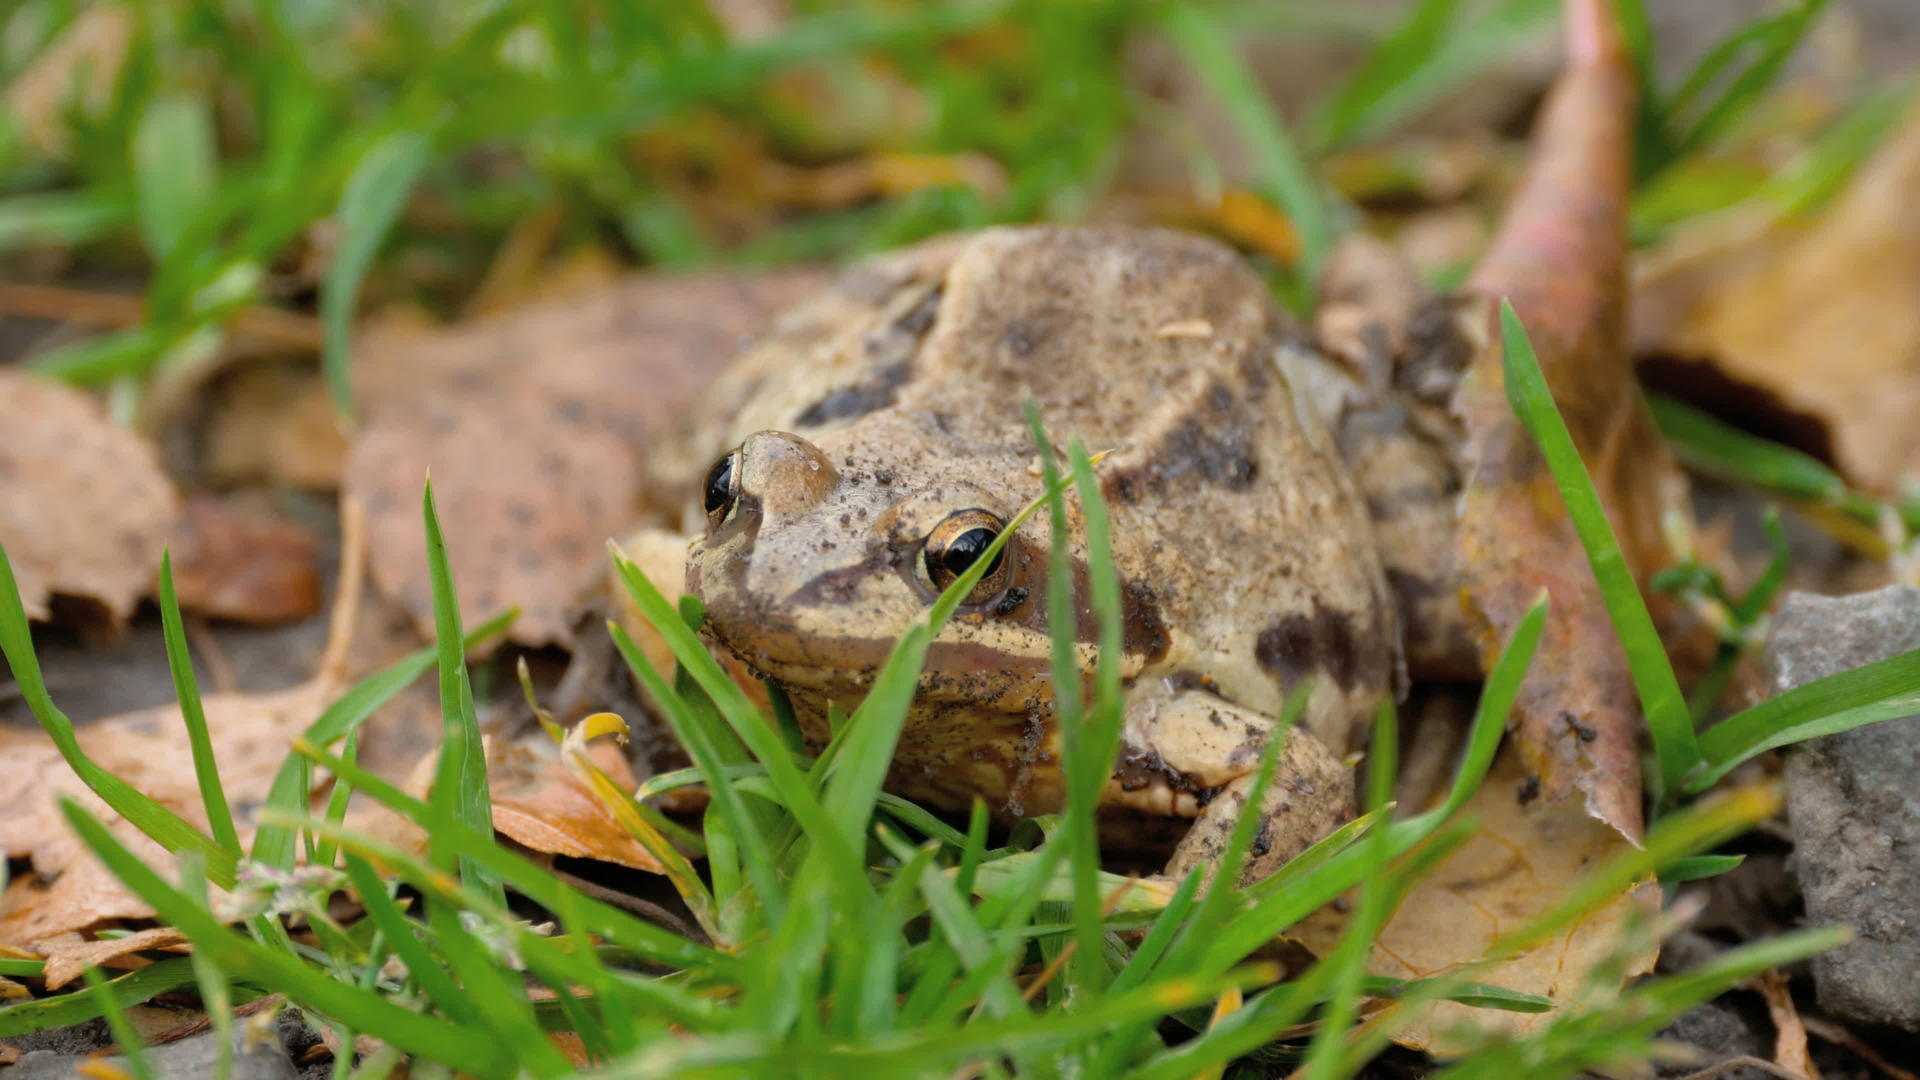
[694,585,1060,707]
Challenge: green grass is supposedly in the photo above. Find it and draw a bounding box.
[0,400,1898,1075]
[1,1,1914,1075]
[5,0,1891,411]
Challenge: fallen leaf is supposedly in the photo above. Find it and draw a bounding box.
[0,370,180,624]
[1453,0,1685,842]
[346,268,823,648]
[168,494,324,625]
[488,732,664,874]
[0,503,373,949]
[198,364,349,491]
[1293,748,1657,1053]
[0,675,345,946]
[1634,100,1920,494]
[40,926,188,991]
[341,729,666,876]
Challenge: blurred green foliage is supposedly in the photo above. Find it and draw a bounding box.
[2,0,1888,415]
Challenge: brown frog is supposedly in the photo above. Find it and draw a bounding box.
[622,224,1481,882]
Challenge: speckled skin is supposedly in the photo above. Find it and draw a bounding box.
[640,226,1464,868]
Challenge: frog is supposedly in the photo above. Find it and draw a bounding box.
[622,224,1479,884]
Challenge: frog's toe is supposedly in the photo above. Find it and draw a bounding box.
[1165,730,1355,890]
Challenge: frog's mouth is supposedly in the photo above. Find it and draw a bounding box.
[688,536,1070,712]
[687,502,1084,718]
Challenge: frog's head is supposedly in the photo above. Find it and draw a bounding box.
[685,429,1067,711]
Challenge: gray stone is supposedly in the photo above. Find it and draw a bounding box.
[1765,585,1920,1031]
[1654,999,1770,1079]
[7,1026,299,1080]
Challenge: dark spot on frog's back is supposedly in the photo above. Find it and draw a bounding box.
[792,286,943,427]
[1122,579,1171,663]
[794,360,911,427]
[1102,399,1257,505]
[1254,604,1384,693]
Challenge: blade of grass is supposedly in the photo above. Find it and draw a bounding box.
[83,965,156,1080]
[156,551,241,854]
[293,738,724,972]
[0,541,236,885]
[293,815,720,1031]
[1019,413,1122,1003]
[1500,301,1698,795]
[0,958,208,1036]
[1659,853,1745,884]
[1311,0,1557,152]
[178,855,235,1080]
[321,129,431,416]
[1302,699,1399,1080]
[1160,1,1331,288]
[607,616,785,924]
[0,191,131,251]
[1666,0,1826,161]
[1646,393,1900,530]
[339,854,485,1028]
[421,901,576,1079]
[610,549,862,889]
[60,799,514,1079]
[1687,645,1920,790]
[421,479,502,905]
[132,92,219,260]
[250,607,516,870]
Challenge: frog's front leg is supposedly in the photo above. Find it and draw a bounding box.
[1118,686,1357,889]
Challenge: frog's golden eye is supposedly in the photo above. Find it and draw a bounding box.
[703,447,742,525]
[924,509,1009,599]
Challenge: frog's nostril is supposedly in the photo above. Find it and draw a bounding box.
[737,430,840,516]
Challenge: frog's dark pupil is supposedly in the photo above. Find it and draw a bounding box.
[704,454,735,516]
[941,527,1002,579]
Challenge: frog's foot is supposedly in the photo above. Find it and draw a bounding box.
[1118,687,1357,890]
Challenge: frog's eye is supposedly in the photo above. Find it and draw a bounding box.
[703,447,742,526]
[924,509,1009,599]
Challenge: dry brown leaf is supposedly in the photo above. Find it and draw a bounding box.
[1453,0,1683,841]
[0,662,351,949]
[346,268,823,648]
[1294,748,1657,1053]
[199,365,349,491]
[40,926,188,991]
[1634,101,1920,494]
[168,494,324,624]
[488,733,664,874]
[5,6,130,159]
[0,370,180,624]
[342,730,666,875]
[0,505,372,949]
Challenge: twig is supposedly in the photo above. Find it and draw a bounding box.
[0,282,322,350]
[1018,876,1143,1003]
[1754,969,1819,1079]
[312,495,366,692]
[185,613,238,695]
[1802,1014,1920,1080]
[545,866,706,947]
[1672,1056,1811,1080]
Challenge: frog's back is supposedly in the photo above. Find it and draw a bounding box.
[898,228,1400,749]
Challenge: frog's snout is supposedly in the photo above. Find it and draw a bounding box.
[730,430,839,522]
